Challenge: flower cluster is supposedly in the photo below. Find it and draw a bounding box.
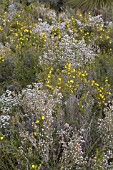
[0,115,10,128]
[59,123,86,169]
[0,90,19,114]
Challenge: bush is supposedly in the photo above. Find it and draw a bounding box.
[0,1,113,169]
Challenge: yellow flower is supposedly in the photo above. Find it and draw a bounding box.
[41,115,45,120]
[0,136,4,140]
[72,69,75,73]
[30,30,32,34]
[0,26,3,31]
[31,164,37,169]
[71,16,74,20]
[66,24,69,28]
[24,29,29,33]
[98,102,101,106]
[34,132,37,136]
[81,73,85,77]
[48,75,51,78]
[58,34,61,39]
[99,93,105,99]
[31,165,35,168]
[99,89,102,92]
[46,84,54,90]
[69,80,74,83]
[91,80,95,85]
[95,83,99,87]
[41,33,47,38]
[79,13,82,17]
[106,36,110,39]
[107,92,111,95]
[36,120,40,124]
[58,78,62,82]
[15,33,18,37]
[105,78,108,82]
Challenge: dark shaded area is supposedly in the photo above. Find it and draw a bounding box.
[39,0,65,13]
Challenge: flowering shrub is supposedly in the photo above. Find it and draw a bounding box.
[0,1,113,91]
[0,0,113,169]
[0,82,112,169]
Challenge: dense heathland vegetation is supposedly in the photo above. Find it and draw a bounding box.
[0,0,113,169]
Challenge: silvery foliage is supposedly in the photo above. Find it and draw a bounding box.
[5,2,105,68]
[88,14,104,27]
[0,115,10,128]
[108,21,113,28]
[21,83,63,115]
[20,82,63,150]
[59,35,97,66]
[89,152,109,170]
[20,84,87,168]
[0,42,4,50]
[33,8,107,67]
[39,34,76,66]
[59,123,86,169]
[0,42,4,55]
[0,90,19,114]
[63,96,113,169]
[75,39,97,65]
[1,84,113,168]
[7,2,21,20]
[33,19,54,36]
[33,10,68,35]
[98,101,113,150]
[75,14,104,28]
[0,90,19,128]
[96,101,113,169]
[33,3,57,24]
[39,34,97,67]
[3,83,86,168]
[0,42,11,57]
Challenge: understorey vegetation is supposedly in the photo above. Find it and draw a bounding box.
[0,0,113,169]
